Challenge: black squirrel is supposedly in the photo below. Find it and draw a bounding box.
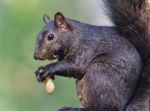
[34,0,150,111]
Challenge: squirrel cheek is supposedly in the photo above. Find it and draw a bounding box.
[41,49,48,56]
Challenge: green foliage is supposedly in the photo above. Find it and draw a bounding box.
[0,0,82,111]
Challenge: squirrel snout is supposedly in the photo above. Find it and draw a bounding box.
[34,55,39,60]
[34,54,43,60]
[33,54,39,60]
[34,49,47,60]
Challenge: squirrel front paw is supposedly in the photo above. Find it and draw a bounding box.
[35,65,54,82]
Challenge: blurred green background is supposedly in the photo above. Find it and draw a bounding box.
[0,0,92,111]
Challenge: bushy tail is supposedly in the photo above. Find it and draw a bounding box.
[103,0,150,110]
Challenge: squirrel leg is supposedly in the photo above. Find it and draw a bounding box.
[35,60,83,82]
[58,107,88,111]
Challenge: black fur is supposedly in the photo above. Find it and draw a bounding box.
[34,0,150,111]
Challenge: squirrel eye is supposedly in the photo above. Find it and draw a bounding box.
[47,34,54,41]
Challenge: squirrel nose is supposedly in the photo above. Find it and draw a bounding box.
[34,52,42,60]
[34,55,39,60]
[34,54,44,60]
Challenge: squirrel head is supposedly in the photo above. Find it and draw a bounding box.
[34,12,73,61]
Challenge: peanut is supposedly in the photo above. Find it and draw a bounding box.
[44,77,55,94]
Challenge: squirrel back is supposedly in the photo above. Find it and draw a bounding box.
[103,0,150,110]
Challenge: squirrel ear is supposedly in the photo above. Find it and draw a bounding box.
[54,12,72,31]
[43,14,50,24]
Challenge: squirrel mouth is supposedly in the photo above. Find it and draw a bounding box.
[48,54,58,60]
